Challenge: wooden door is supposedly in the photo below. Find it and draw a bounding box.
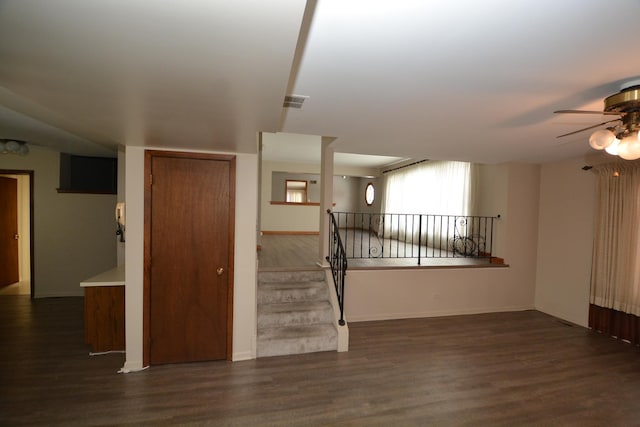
[0,177,19,288]
[145,151,235,365]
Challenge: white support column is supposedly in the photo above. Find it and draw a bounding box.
[318,137,336,267]
[256,133,263,250]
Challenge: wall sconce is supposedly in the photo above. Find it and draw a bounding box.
[0,139,29,156]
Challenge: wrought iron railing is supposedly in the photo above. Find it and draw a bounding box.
[326,209,347,326]
[332,212,498,265]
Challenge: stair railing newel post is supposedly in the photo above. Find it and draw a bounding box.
[326,209,347,326]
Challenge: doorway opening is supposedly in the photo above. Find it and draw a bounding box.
[0,170,34,297]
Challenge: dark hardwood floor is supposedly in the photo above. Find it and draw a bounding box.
[1,295,640,426]
[258,234,321,269]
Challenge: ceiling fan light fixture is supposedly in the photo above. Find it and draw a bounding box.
[0,139,29,156]
[605,138,621,155]
[589,129,616,150]
[617,133,640,160]
[557,84,640,160]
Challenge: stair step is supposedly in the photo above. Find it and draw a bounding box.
[257,324,338,358]
[258,269,325,284]
[258,301,333,327]
[258,281,328,303]
[256,268,339,358]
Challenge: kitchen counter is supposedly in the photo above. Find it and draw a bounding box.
[80,265,125,287]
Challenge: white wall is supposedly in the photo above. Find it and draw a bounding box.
[116,149,126,267]
[333,175,361,212]
[345,162,540,321]
[0,146,117,297]
[123,147,258,371]
[504,163,540,304]
[356,177,382,214]
[535,156,594,326]
[261,159,380,232]
[123,147,144,372]
[271,171,321,202]
[261,160,320,232]
[476,163,508,257]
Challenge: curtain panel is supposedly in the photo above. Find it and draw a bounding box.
[590,161,640,344]
[589,304,640,346]
[380,161,476,246]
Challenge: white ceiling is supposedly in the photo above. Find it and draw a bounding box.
[2,0,640,164]
[261,131,404,167]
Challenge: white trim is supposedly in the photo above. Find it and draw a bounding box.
[346,305,535,322]
[232,351,254,361]
[118,361,147,374]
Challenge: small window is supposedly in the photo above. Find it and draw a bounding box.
[365,182,375,206]
[286,180,307,203]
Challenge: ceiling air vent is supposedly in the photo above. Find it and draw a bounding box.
[283,94,309,109]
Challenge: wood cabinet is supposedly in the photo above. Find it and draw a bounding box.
[81,267,125,353]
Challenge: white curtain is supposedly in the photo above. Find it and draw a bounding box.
[380,161,475,245]
[382,160,473,216]
[590,163,640,316]
[286,189,305,203]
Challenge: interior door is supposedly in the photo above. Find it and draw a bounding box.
[0,177,19,288]
[146,152,235,365]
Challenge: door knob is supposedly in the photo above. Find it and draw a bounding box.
[216,267,224,276]
[14,234,19,240]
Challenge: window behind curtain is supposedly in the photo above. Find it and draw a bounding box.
[380,160,474,244]
[382,160,473,216]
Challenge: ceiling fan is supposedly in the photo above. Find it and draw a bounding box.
[554,81,640,160]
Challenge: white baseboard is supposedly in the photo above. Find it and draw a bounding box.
[535,307,588,328]
[232,351,254,361]
[347,305,535,322]
[118,361,148,374]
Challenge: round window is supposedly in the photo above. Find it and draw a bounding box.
[365,182,375,206]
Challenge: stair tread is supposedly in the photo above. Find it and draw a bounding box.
[258,281,325,289]
[259,300,331,313]
[258,270,325,283]
[258,324,337,340]
[257,280,328,304]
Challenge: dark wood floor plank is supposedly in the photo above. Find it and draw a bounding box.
[1,296,639,426]
[258,234,320,269]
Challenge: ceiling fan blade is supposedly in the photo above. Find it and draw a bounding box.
[554,109,622,115]
[556,118,621,138]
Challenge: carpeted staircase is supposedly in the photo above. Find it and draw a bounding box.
[257,269,338,358]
